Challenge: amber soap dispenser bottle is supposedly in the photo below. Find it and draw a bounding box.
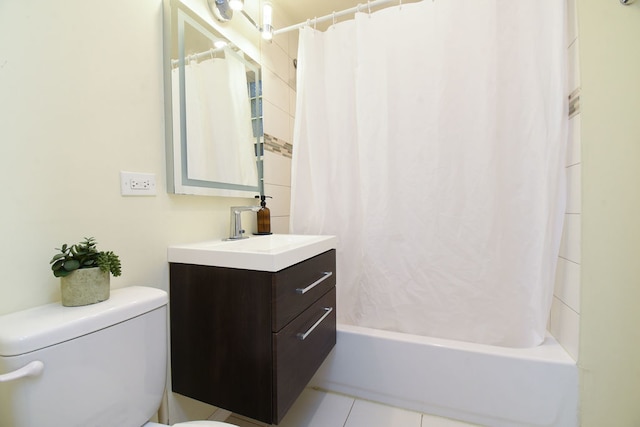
[255,195,272,235]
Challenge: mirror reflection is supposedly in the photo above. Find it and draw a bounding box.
[165,1,263,197]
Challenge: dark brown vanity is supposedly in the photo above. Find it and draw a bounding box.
[168,237,336,425]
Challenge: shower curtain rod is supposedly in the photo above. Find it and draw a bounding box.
[273,0,409,36]
[170,46,227,67]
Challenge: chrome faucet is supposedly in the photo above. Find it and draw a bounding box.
[227,206,261,240]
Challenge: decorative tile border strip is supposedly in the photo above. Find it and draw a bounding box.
[264,133,293,158]
[569,88,581,118]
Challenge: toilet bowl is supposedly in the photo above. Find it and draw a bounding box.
[0,286,237,427]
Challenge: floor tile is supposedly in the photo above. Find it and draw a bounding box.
[225,389,354,427]
[224,415,265,427]
[344,399,422,427]
[277,388,355,427]
[223,388,480,427]
[421,413,481,427]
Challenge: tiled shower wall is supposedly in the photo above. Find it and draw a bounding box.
[260,17,298,234]
[262,4,581,357]
[549,0,581,360]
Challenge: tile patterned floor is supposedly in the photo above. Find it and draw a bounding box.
[214,388,479,427]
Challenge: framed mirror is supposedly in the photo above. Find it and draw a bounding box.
[163,0,263,197]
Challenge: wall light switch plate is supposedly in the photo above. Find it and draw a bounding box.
[120,171,157,196]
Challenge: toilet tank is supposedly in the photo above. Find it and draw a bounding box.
[0,286,168,427]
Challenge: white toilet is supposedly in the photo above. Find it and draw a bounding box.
[0,286,236,427]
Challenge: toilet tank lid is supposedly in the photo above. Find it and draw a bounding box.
[0,286,168,357]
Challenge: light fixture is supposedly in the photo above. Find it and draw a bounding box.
[228,0,244,11]
[262,1,273,41]
[214,40,228,49]
[209,0,233,22]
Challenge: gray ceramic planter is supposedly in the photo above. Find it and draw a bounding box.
[60,268,110,307]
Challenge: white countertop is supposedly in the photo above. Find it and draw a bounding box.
[167,234,337,272]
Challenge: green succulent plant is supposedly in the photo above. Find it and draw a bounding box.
[50,237,122,278]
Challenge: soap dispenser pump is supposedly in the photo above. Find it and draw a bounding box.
[255,195,272,235]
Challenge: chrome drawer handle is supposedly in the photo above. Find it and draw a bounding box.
[296,307,333,341]
[296,271,333,295]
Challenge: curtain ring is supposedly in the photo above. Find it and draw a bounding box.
[332,11,336,27]
[314,16,317,29]
[367,1,372,15]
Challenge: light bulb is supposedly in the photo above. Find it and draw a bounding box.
[228,0,244,11]
[262,1,273,40]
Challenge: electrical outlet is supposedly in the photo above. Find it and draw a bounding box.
[120,171,157,196]
[130,178,151,190]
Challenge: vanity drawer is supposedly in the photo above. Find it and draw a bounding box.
[273,249,336,332]
[273,288,336,423]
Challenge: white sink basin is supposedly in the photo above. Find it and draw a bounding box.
[167,234,337,272]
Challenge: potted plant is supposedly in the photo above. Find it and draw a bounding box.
[50,237,122,307]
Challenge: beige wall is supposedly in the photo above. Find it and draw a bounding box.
[578,0,640,426]
[0,0,258,316]
[0,0,262,423]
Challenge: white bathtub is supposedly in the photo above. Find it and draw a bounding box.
[309,324,578,427]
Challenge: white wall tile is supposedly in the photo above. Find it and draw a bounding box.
[272,27,289,54]
[263,100,289,142]
[289,86,297,117]
[559,213,581,263]
[289,116,296,150]
[271,216,290,234]
[263,68,289,112]
[288,54,297,90]
[566,0,578,46]
[264,150,291,186]
[568,38,581,94]
[264,183,291,217]
[261,38,290,82]
[554,257,581,313]
[289,115,296,146]
[567,114,581,166]
[288,30,299,89]
[553,3,581,360]
[566,164,582,214]
[549,297,580,360]
[288,29,299,59]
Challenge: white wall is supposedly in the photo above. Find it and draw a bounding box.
[0,0,258,423]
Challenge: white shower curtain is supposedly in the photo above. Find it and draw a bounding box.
[290,1,567,347]
[172,54,257,186]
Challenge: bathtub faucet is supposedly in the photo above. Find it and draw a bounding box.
[227,206,261,240]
